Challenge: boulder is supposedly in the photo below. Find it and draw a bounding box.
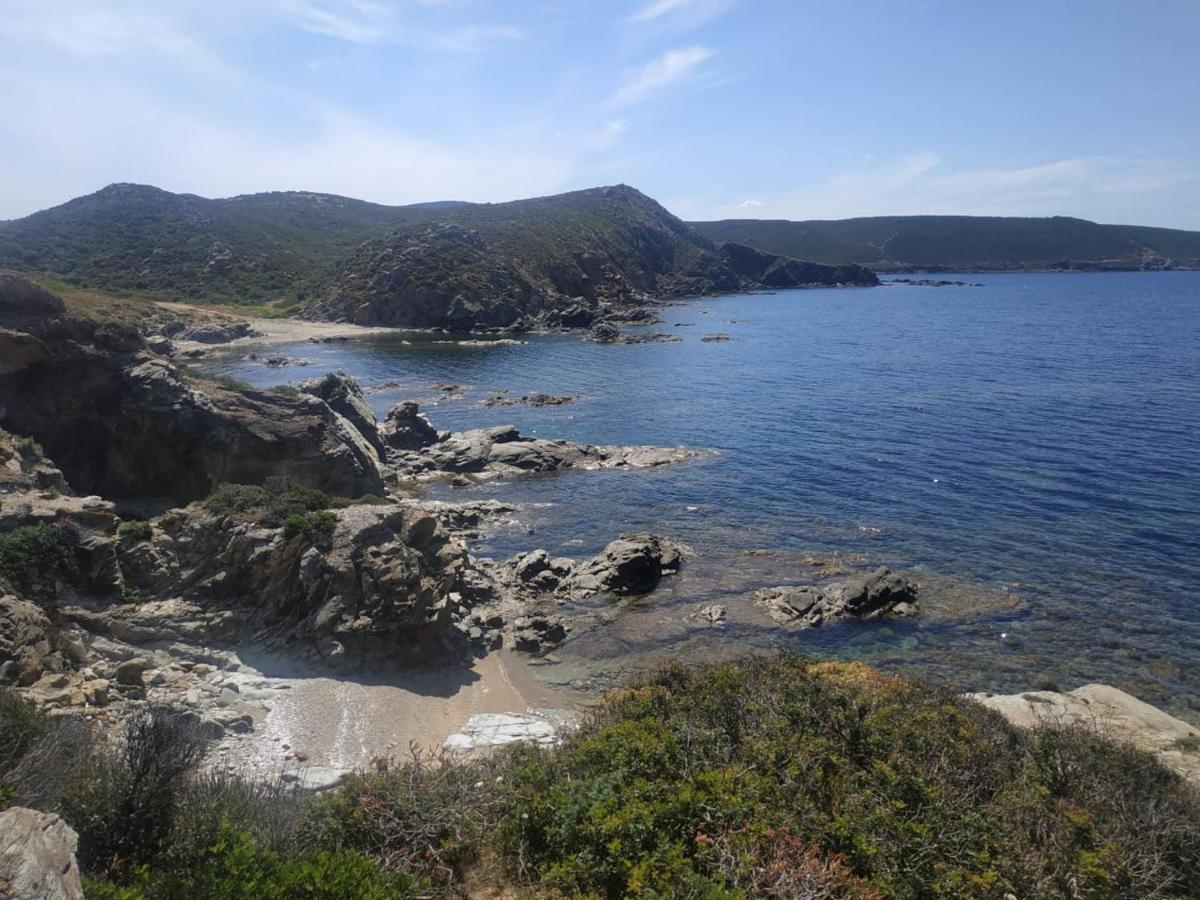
[0,807,84,900]
[512,615,569,654]
[380,402,443,452]
[0,594,56,685]
[569,533,682,596]
[117,502,469,658]
[970,684,1200,787]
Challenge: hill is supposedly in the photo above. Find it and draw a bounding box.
[690,214,1200,272]
[0,184,876,327]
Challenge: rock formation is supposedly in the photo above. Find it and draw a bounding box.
[755,567,919,628]
[0,276,384,503]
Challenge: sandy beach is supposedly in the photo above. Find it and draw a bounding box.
[218,650,573,780]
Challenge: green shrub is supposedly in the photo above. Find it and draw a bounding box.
[85,824,417,900]
[283,510,337,544]
[118,520,153,542]
[0,523,64,589]
[203,478,331,530]
[490,656,1200,898]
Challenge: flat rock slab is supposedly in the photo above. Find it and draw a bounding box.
[443,711,567,751]
[971,684,1200,786]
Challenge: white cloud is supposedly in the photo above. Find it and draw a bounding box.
[608,45,713,107]
[706,153,1200,227]
[274,0,392,43]
[739,199,763,208]
[625,0,732,28]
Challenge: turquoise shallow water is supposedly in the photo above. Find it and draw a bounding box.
[207,272,1200,718]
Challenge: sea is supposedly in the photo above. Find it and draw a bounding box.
[205,271,1200,720]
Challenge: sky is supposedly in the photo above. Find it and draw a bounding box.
[2,0,1199,227]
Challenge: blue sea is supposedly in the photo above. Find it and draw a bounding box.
[207,272,1200,718]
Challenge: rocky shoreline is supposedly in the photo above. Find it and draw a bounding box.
[2,270,1197,800]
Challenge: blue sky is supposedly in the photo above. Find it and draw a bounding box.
[2,0,1198,227]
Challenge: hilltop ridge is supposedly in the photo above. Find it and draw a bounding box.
[0,183,876,328]
[690,214,1200,272]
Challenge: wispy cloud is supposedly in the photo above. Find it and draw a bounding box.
[608,45,713,106]
[275,0,391,43]
[625,0,732,28]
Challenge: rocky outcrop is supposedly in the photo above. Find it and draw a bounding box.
[755,567,918,628]
[380,402,443,452]
[115,502,467,663]
[387,415,696,481]
[300,371,387,455]
[719,241,878,288]
[0,807,84,900]
[568,533,683,597]
[971,684,1200,787]
[0,277,384,503]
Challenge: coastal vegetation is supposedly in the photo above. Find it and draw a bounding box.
[3,655,1198,898]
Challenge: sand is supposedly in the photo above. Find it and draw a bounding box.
[156,301,396,351]
[218,650,572,779]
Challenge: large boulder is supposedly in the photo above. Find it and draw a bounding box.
[569,533,683,596]
[971,684,1200,787]
[0,807,84,900]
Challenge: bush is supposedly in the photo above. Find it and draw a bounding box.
[490,655,1200,898]
[303,749,511,888]
[1,688,100,815]
[69,708,208,876]
[203,478,331,529]
[118,520,153,542]
[283,510,337,544]
[85,824,417,900]
[0,523,64,589]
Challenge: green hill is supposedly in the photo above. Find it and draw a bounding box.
[0,184,876,327]
[690,214,1200,272]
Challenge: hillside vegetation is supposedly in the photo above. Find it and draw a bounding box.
[690,215,1200,272]
[4,655,1198,898]
[0,184,875,327]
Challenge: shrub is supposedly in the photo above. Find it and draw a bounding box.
[0,523,64,589]
[203,478,331,530]
[1,689,100,815]
[283,510,337,544]
[118,520,153,542]
[69,707,208,876]
[491,655,1200,898]
[303,749,511,889]
[85,823,417,900]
